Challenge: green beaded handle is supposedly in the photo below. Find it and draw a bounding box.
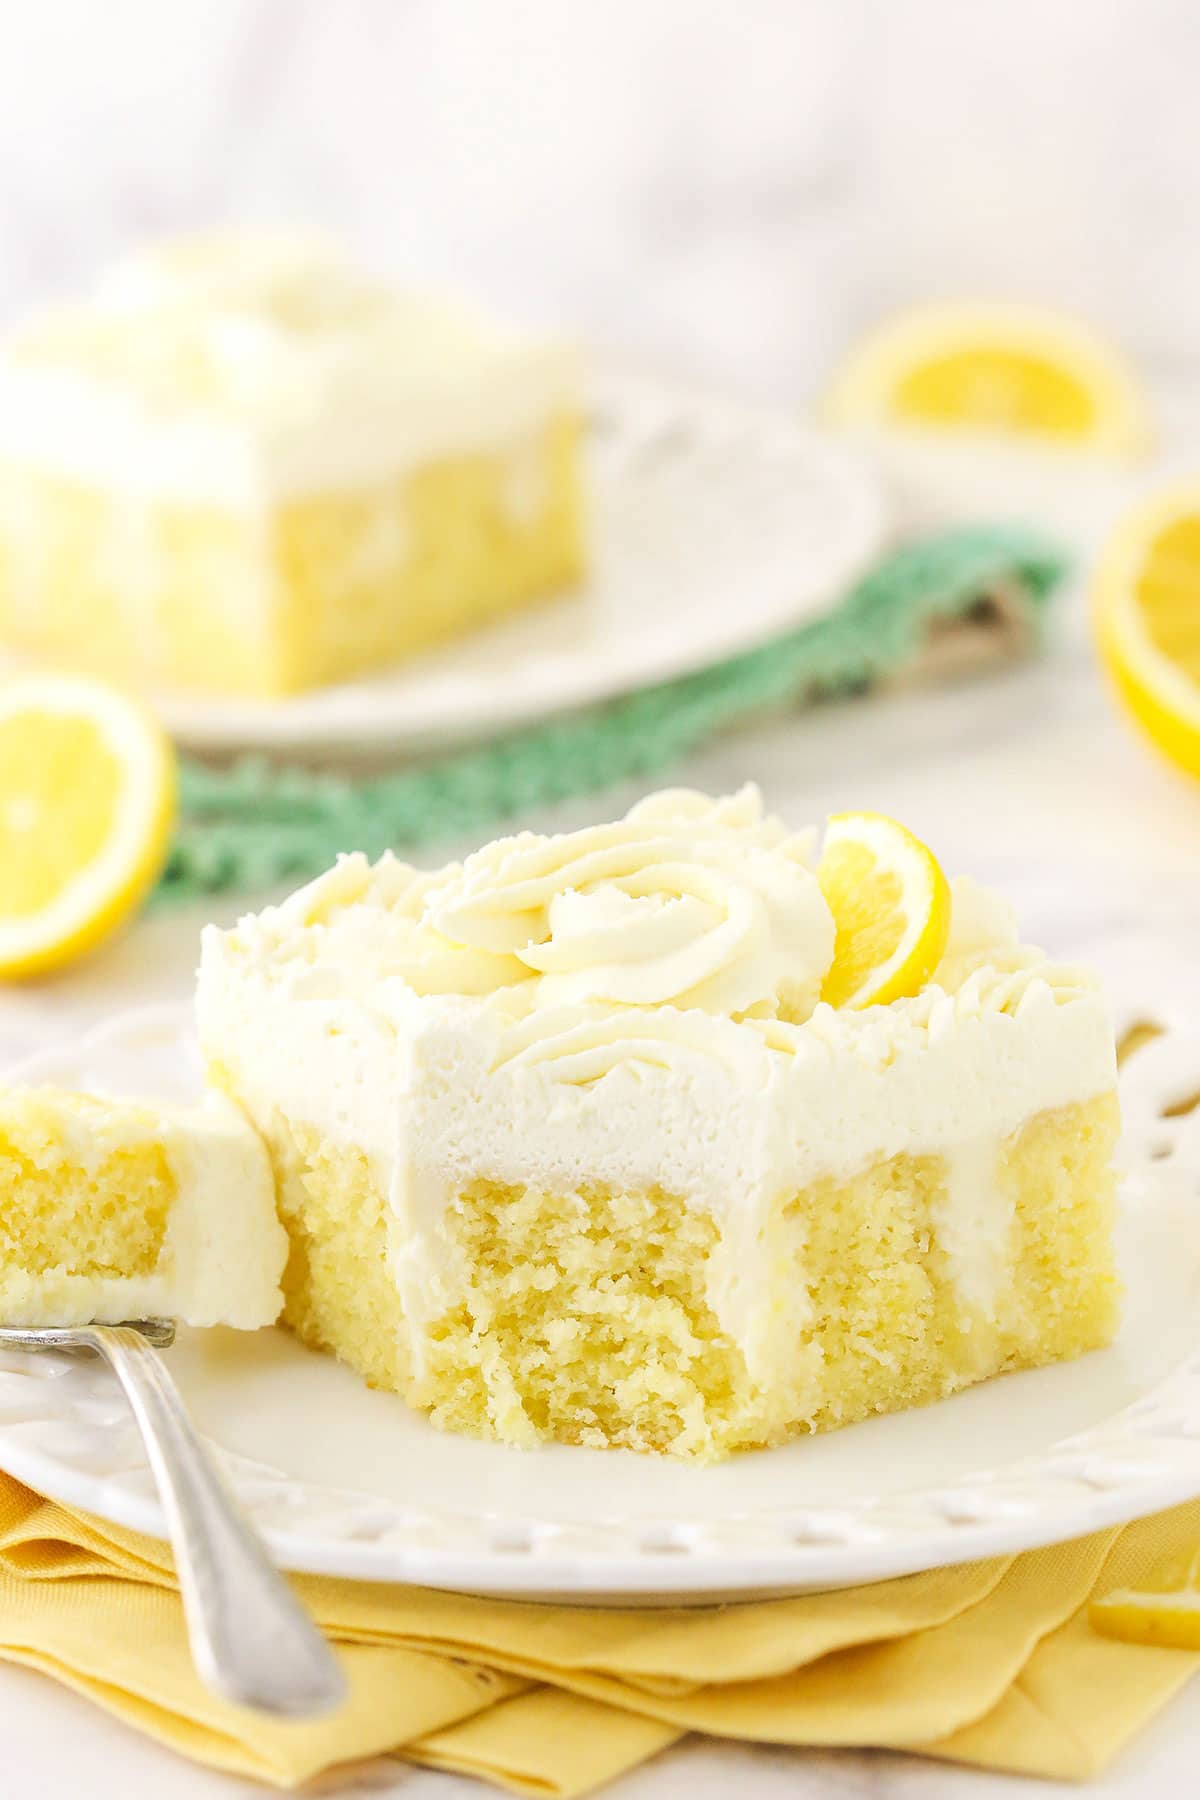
[157,524,1068,907]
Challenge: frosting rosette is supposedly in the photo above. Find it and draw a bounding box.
[424,786,835,1020]
[274,852,527,998]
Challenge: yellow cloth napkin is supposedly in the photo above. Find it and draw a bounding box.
[0,1470,1197,1796]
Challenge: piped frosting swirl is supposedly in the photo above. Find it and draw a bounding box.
[424,787,834,1021]
[220,788,1101,1093]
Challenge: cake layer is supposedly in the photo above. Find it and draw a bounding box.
[0,1085,286,1328]
[197,786,1122,1458]
[250,1094,1118,1461]
[0,233,584,696]
[0,417,581,696]
[199,841,1116,1362]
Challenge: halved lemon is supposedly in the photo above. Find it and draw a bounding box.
[1091,1554,1200,1650]
[1094,483,1200,778]
[825,302,1149,453]
[818,812,951,1010]
[0,673,176,978]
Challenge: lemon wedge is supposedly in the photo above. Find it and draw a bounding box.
[825,302,1149,453]
[1091,1552,1200,1650]
[1094,482,1200,778]
[818,812,951,1010]
[0,673,176,977]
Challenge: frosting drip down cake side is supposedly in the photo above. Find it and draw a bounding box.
[197,787,1120,1462]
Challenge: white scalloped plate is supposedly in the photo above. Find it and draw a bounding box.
[145,376,887,755]
[3,1002,1200,1603]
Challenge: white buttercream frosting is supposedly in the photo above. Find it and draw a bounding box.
[0,231,578,502]
[195,788,1117,1362]
[424,787,833,1020]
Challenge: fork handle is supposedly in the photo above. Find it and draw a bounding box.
[84,1324,346,1718]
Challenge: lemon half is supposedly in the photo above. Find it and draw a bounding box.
[0,673,176,977]
[1094,482,1200,778]
[826,302,1149,454]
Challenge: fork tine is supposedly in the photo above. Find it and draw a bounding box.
[0,1319,176,1352]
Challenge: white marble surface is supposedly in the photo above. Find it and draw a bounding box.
[4,0,1200,396]
[0,1654,1196,1800]
[1,562,1199,1794]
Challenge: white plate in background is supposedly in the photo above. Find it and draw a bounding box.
[152,376,887,755]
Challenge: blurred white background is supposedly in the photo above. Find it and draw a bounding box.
[2,0,1199,400]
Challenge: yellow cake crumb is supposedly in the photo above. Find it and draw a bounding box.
[0,1084,286,1329]
[0,1089,175,1297]
[252,1096,1119,1463]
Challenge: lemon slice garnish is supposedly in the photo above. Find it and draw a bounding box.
[0,673,176,977]
[1091,1551,1200,1650]
[825,302,1149,453]
[818,811,951,1010]
[1094,482,1200,778]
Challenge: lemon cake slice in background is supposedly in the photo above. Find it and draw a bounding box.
[0,1086,286,1328]
[0,233,583,698]
[197,788,1120,1462]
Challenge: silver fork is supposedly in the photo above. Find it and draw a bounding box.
[0,1320,346,1718]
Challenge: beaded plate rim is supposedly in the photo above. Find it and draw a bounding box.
[1,1002,1199,1602]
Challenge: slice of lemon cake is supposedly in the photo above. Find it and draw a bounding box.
[0,1086,286,1328]
[0,232,583,697]
[197,788,1120,1461]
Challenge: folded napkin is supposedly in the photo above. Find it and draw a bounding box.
[1,1469,1197,1794]
[159,523,1067,907]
